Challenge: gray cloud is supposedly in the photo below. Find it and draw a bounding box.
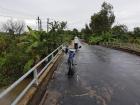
[0,0,140,30]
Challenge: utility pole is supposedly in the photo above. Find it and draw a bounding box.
[37,16,40,31]
[40,19,42,31]
[47,18,49,32]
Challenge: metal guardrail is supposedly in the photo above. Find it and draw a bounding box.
[102,42,140,52]
[0,44,64,105]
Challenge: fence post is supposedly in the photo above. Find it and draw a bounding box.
[59,45,62,54]
[52,53,54,58]
[51,53,54,63]
[58,47,61,54]
[34,69,38,86]
[45,57,48,63]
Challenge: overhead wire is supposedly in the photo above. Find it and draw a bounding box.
[0,5,36,19]
[0,5,77,30]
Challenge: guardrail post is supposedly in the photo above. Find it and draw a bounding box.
[34,69,38,86]
[52,53,54,58]
[58,46,62,54]
[45,58,48,63]
[51,53,54,63]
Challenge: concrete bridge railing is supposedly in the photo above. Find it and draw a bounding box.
[0,44,64,105]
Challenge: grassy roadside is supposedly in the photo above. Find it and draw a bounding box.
[100,42,140,56]
[83,32,140,56]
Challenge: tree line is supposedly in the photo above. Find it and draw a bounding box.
[80,2,140,44]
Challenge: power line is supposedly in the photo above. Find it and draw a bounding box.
[0,5,36,18]
[0,5,57,21]
[0,5,68,22]
[0,14,58,22]
[0,14,36,20]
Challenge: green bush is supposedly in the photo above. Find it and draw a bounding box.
[0,26,73,87]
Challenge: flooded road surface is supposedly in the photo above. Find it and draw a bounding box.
[43,43,140,105]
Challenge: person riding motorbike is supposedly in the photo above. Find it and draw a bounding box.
[67,48,76,76]
[68,49,75,65]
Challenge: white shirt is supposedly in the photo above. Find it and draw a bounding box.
[74,38,78,43]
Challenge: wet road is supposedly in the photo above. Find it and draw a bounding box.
[43,43,140,105]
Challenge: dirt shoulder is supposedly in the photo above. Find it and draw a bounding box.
[100,42,140,56]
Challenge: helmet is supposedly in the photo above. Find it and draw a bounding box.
[75,36,78,39]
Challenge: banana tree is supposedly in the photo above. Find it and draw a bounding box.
[18,26,48,73]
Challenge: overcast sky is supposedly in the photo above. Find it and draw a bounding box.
[0,0,140,30]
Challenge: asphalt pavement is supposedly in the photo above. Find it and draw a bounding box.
[42,43,140,105]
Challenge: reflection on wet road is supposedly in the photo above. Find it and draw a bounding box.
[43,43,140,105]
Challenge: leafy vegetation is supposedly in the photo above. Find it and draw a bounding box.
[0,20,73,87]
[81,2,140,45]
